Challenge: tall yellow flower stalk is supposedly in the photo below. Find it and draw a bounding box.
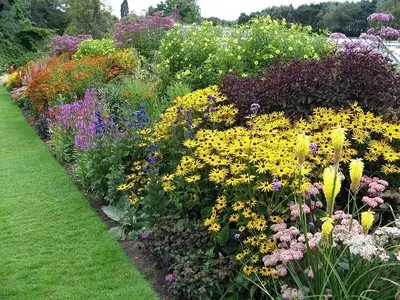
[294,133,310,166]
[349,158,364,230]
[361,210,375,234]
[323,166,341,216]
[331,126,346,166]
[349,158,364,192]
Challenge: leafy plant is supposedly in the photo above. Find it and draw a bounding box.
[72,38,117,59]
[220,51,400,119]
[145,215,240,299]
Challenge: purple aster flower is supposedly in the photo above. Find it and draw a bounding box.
[141,233,149,240]
[309,143,317,154]
[250,103,261,114]
[272,179,282,191]
[207,95,217,103]
[234,233,241,239]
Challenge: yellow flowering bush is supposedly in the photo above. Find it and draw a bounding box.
[6,71,20,90]
[156,16,333,92]
[110,48,141,72]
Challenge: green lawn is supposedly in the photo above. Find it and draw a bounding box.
[0,87,158,299]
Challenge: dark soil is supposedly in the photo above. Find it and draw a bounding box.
[90,201,173,300]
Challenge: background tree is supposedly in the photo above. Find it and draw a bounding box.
[377,0,400,26]
[320,2,364,36]
[65,0,115,38]
[23,0,69,34]
[120,0,129,18]
[148,0,200,24]
[0,0,51,71]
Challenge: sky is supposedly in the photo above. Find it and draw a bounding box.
[105,0,351,21]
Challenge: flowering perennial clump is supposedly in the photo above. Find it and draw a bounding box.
[50,34,92,55]
[120,84,400,287]
[48,89,107,150]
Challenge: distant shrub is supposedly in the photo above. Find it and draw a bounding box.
[73,39,117,59]
[110,48,141,73]
[156,16,332,92]
[114,13,174,58]
[220,51,400,119]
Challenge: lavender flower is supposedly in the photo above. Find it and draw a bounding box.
[234,233,241,239]
[272,179,282,191]
[367,13,395,23]
[309,142,317,154]
[250,103,261,114]
[359,33,381,42]
[114,14,174,48]
[50,34,92,55]
[329,32,347,39]
[207,95,217,103]
[379,26,400,39]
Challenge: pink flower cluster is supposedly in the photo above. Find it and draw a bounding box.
[329,32,347,39]
[360,176,388,208]
[114,14,174,48]
[262,222,322,277]
[339,40,379,53]
[359,33,381,42]
[289,199,322,218]
[303,182,322,200]
[332,210,362,242]
[367,13,395,23]
[378,26,400,39]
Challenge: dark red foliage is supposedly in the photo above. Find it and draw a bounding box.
[220,51,400,120]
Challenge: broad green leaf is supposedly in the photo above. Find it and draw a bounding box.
[102,205,126,222]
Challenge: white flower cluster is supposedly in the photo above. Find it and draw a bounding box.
[344,234,384,260]
[343,218,400,261]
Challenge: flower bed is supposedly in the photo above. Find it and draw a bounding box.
[5,14,400,299]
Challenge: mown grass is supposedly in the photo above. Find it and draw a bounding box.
[0,87,158,299]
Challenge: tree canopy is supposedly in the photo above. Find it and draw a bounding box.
[148,0,201,24]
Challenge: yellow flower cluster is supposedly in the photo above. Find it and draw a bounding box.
[162,99,400,276]
[153,86,236,141]
[121,85,400,278]
[117,160,149,205]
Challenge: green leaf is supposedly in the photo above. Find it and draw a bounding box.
[250,284,257,299]
[217,224,230,246]
[201,206,212,219]
[102,205,126,222]
[108,226,126,240]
